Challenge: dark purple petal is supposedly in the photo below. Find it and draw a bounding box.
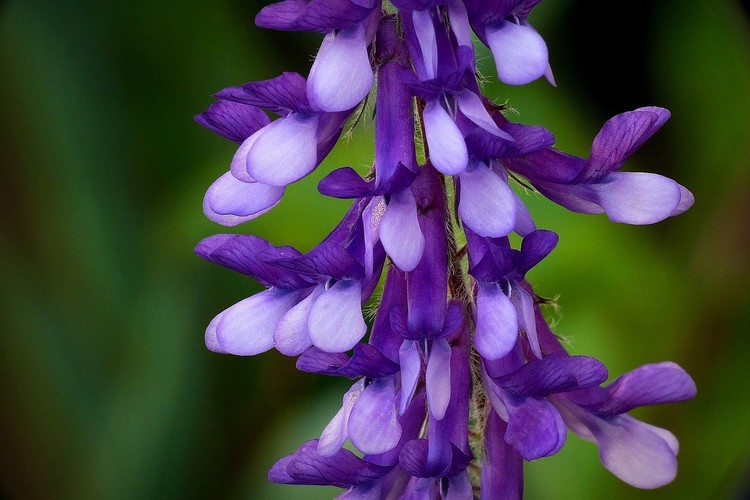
[515,229,558,277]
[269,440,392,487]
[318,167,374,198]
[296,347,350,374]
[494,354,608,398]
[212,72,311,114]
[578,107,671,181]
[406,168,448,338]
[374,57,417,186]
[255,0,308,31]
[195,234,309,289]
[594,362,697,416]
[399,439,473,479]
[256,0,374,32]
[504,396,566,459]
[272,242,365,280]
[332,343,401,379]
[503,148,585,184]
[480,410,523,500]
[194,99,270,143]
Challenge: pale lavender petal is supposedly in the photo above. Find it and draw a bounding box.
[447,1,472,48]
[424,100,468,175]
[363,197,384,281]
[274,285,323,356]
[591,172,683,225]
[318,379,365,456]
[308,280,367,352]
[203,172,284,226]
[511,285,541,358]
[593,415,678,489]
[673,184,694,215]
[399,340,421,415]
[412,9,437,79]
[445,472,472,499]
[308,24,374,112]
[596,362,697,416]
[456,89,514,141]
[512,190,536,236]
[230,130,261,182]
[246,113,320,186]
[475,283,518,360]
[426,338,452,420]
[486,21,548,85]
[380,189,425,272]
[458,162,516,237]
[207,289,300,355]
[348,377,402,454]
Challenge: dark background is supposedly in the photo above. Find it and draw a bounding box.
[1,0,749,498]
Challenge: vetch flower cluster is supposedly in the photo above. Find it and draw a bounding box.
[195,1,696,497]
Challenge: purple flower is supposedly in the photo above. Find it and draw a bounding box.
[504,107,694,224]
[195,1,697,496]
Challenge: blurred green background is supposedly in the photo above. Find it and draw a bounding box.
[1,0,749,498]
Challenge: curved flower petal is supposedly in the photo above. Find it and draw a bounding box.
[591,172,683,225]
[230,130,261,182]
[206,289,300,355]
[582,107,671,180]
[456,89,514,141]
[458,163,516,237]
[348,377,402,455]
[423,100,468,175]
[399,340,421,415]
[308,280,367,352]
[486,21,548,85]
[274,286,323,356]
[380,189,425,272]
[246,113,320,186]
[194,99,270,144]
[426,338,452,420]
[308,24,374,112]
[203,172,284,226]
[596,362,697,416]
[318,379,365,456]
[593,415,679,489]
[475,283,518,360]
[505,397,566,460]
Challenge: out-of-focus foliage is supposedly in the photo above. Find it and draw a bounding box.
[0,0,748,499]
